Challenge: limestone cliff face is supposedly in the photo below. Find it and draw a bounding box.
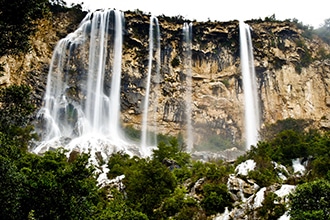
[0,10,86,105]
[251,21,330,128]
[1,10,329,148]
[120,13,330,148]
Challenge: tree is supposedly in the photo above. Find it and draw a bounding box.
[17,150,100,219]
[124,159,177,218]
[289,179,330,220]
[0,155,26,219]
[0,85,37,149]
[201,183,233,215]
[93,189,148,220]
[154,186,200,219]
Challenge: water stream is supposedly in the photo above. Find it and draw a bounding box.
[183,22,194,152]
[34,10,130,158]
[141,16,160,156]
[239,21,261,150]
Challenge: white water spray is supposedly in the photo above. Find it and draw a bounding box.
[141,16,160,156]
[239,21,261,150]
[35,10,130,157]
[183,22,194,152]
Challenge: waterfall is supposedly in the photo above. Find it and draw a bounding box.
[108,11,124,143]
[34,9,128,157]
[183,22,193,152]
[141,15,160,156]
[239,21,261,150]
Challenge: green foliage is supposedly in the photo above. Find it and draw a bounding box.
[153,137,190,166]
[0,85,35,128]
[290,18,315,39]
[191,160,233,184]
[93,189,148,220]
[257,192,286,219]
[201,183,233,215]
[107,141,185,219]
[260,118,311,141]
[248,168,278,187]
[0,0,85,57]
[0,155,25,219]
[107,151,137,179]
[20,150,100,219]
[0,84,37,149]
[2,108,330,220]
[317,47,330,60]
[0,147,101,219]
[106,139,235,218]
[271,130,308,165]
[124,159,177,218]
[289,179,330,220]
[240,118,330,188]
[155,187,199,219]
[294,39,313,72]
[264,14,278,22]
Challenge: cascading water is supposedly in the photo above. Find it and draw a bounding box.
[183,22,193,152]
[239,21,261,150]
[141,15,161,156]
[34,8,258,163]
[34,9,131,160]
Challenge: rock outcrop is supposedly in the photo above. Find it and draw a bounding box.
[1,10,330,150]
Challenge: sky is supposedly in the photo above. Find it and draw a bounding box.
[65,0,329,28]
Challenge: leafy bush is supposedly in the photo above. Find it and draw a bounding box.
[257,192,286,219]
[0,148,101,219]
[153,137,190,167]
[289,179,330,220]
[242,119,330,185]
[0,84,37,149]
[94,189,148,220]
[124,159,177,218]
[155,186,199,219]
[201,183,233,215]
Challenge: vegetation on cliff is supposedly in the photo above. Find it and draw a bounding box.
[0,0,84,57]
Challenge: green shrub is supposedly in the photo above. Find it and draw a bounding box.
[201,183,233,216]
[289,179,330,220]
[155,186,198,219]
[0,84,37,149]
[153,137,190,167]
[257,192,286,219]
[124,159,177,218]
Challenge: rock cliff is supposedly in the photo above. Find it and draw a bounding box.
[1,10,329,150]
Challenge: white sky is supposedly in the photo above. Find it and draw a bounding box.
[66,0,329,28]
